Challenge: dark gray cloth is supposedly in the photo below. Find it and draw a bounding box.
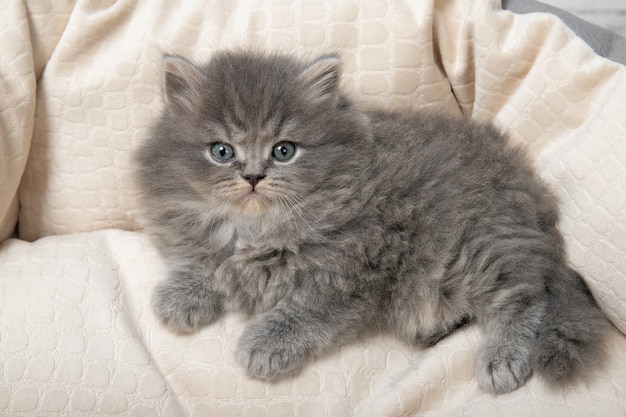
[502,0,626,65]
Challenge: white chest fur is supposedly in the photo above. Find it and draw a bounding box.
[212,219,264,250]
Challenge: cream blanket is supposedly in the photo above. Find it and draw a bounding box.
[1,0,625,415]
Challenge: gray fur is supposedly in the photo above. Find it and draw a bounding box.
[133,50,609,394]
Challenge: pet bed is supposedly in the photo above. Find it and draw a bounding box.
[1,0,625,415]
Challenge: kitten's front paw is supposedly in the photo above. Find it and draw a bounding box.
[153,275,223,334]
[475,341,532,394]
[236,320,307,380]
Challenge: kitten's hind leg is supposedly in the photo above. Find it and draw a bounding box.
[475,272,547,394]
[153,262,224,334]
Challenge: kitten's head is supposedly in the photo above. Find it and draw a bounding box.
[136,50,373,236]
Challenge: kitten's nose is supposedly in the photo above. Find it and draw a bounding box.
[243,175,265,189]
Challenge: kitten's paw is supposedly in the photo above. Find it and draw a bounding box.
[152,277,223,334]
[476,342,532,394]
[236,320,307,380]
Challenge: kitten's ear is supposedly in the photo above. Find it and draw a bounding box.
[162,55,204,112]
[298,55,342,103]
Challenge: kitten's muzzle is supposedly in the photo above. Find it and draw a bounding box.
[244,175,266,189]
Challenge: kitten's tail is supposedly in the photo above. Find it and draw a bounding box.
[533,265,611,386]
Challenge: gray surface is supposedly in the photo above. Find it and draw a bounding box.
[502,0,626,65]
[539,0,626,37]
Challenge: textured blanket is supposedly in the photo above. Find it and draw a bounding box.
[1,0,625,415]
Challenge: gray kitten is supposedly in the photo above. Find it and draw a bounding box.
[133,50,609,394]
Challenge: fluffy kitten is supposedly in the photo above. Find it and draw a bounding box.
[133,50,609,394]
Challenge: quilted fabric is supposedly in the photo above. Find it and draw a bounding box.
[0,2,35,242]
[1,0,626,415]
[1,230,625,416]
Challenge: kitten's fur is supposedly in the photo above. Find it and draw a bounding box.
[133,50,609,394]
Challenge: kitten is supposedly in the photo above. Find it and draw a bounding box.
[133,50,609,394]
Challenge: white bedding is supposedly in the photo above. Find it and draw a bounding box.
[1,0,625,415]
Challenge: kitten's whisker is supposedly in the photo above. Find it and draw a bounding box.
[278,192,327,243]
[275,195,301,244]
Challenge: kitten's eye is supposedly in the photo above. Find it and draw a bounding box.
[210,143,235,162]
[271,141,296,162]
